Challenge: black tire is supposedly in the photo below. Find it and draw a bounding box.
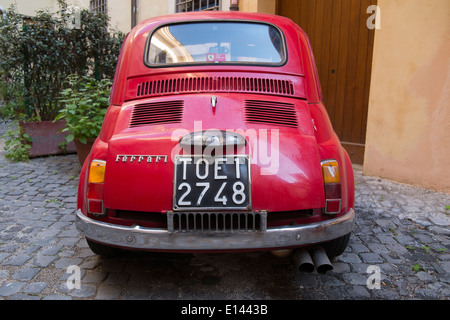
[86,238,122,258]
[321,233,351,258]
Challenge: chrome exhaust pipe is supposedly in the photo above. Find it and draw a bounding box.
[292,248,315,273]
[310,246,333,274]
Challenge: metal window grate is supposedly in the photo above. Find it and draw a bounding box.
[176,0,220,12]
[90,0,107,13]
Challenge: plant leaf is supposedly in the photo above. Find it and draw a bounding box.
[65,134,74,142]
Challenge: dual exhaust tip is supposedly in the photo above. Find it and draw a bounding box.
[270,245,334,274]
[292,246,333,274]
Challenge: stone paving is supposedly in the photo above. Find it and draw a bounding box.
[0,120,449,300]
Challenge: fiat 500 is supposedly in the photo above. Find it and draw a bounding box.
[76,11,355,273]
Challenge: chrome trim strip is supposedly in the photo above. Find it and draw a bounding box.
[76,209,355,251]
[325,199,341,215]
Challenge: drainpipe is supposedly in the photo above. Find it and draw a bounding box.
[131,0,137,28]
[230,0,239,11]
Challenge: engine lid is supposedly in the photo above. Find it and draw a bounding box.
[103,129,324,213]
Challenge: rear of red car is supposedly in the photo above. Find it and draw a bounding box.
[76,12,355,271]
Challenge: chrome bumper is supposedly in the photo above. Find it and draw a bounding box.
[76,209,355,251]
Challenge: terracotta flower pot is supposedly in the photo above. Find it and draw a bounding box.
[19,120,76,158]
[74,138,96,165]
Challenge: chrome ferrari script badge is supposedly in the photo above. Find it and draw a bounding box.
[115,155,168,163]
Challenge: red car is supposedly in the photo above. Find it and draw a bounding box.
[76,11,355,273]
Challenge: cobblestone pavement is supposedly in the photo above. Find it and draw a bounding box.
[0,120,449,300]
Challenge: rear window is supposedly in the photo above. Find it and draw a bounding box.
[146,22,285,67]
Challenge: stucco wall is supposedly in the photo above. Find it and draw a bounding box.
[364,0,450,193]
[135,0,171,26]
[0,0,89,17]
[107,0,131,32]
[0,0,131,32]
[0,0,55,16]
[239,0,275,14]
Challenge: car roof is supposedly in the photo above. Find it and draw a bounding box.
[110,11,322,105]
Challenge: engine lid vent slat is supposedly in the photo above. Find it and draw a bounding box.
[130,100,184,128]
[136,77,295,98]
[244,100,298,128]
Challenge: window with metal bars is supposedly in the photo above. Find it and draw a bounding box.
[90,0,107,13]
[176,0,220,12]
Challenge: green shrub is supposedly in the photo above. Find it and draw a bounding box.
[55,75,111,144]
[1,121,32,162]
[0,0,124,122]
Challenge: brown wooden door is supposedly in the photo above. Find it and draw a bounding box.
[277,0,377,164]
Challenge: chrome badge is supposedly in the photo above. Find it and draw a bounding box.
[115,155,168,163]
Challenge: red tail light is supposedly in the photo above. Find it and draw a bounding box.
[87,160,106,217]
[321,160,342,215]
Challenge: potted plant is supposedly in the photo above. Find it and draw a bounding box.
[55,74,111,164]
[0,2,124,160]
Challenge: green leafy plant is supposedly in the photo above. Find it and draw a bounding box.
[0,78,27,121]
[1,121,32,162]
[55,75,111,144]
[420,245,431,253]
[0,1,124,122]
[410,264,426,273]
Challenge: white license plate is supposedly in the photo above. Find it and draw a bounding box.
[173,155,251,210]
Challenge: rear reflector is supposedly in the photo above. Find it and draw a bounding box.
[325,199,341,214]
[88,199,104,215]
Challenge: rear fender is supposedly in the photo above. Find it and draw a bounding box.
[317,134,354,214]
[77,138,109,215]
[309,102,355,213]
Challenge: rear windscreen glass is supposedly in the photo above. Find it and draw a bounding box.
[146,22,285,66]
